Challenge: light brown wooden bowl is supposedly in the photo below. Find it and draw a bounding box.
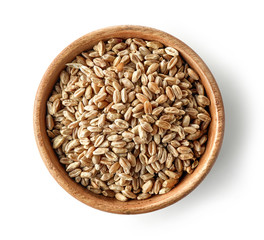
[34,25,224,214]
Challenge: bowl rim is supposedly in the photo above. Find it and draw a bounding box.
[33,25,225,214]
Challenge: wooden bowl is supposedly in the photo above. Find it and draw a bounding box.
[33,25,224,214]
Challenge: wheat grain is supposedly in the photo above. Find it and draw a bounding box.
[47,37,211,201]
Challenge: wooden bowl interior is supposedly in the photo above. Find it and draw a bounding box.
[34,26,224,214]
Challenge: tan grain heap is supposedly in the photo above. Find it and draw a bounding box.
[46,38,211,201]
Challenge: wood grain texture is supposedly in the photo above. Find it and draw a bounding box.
[33,25,225,214]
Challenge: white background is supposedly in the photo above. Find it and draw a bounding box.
[0,0,263,239]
